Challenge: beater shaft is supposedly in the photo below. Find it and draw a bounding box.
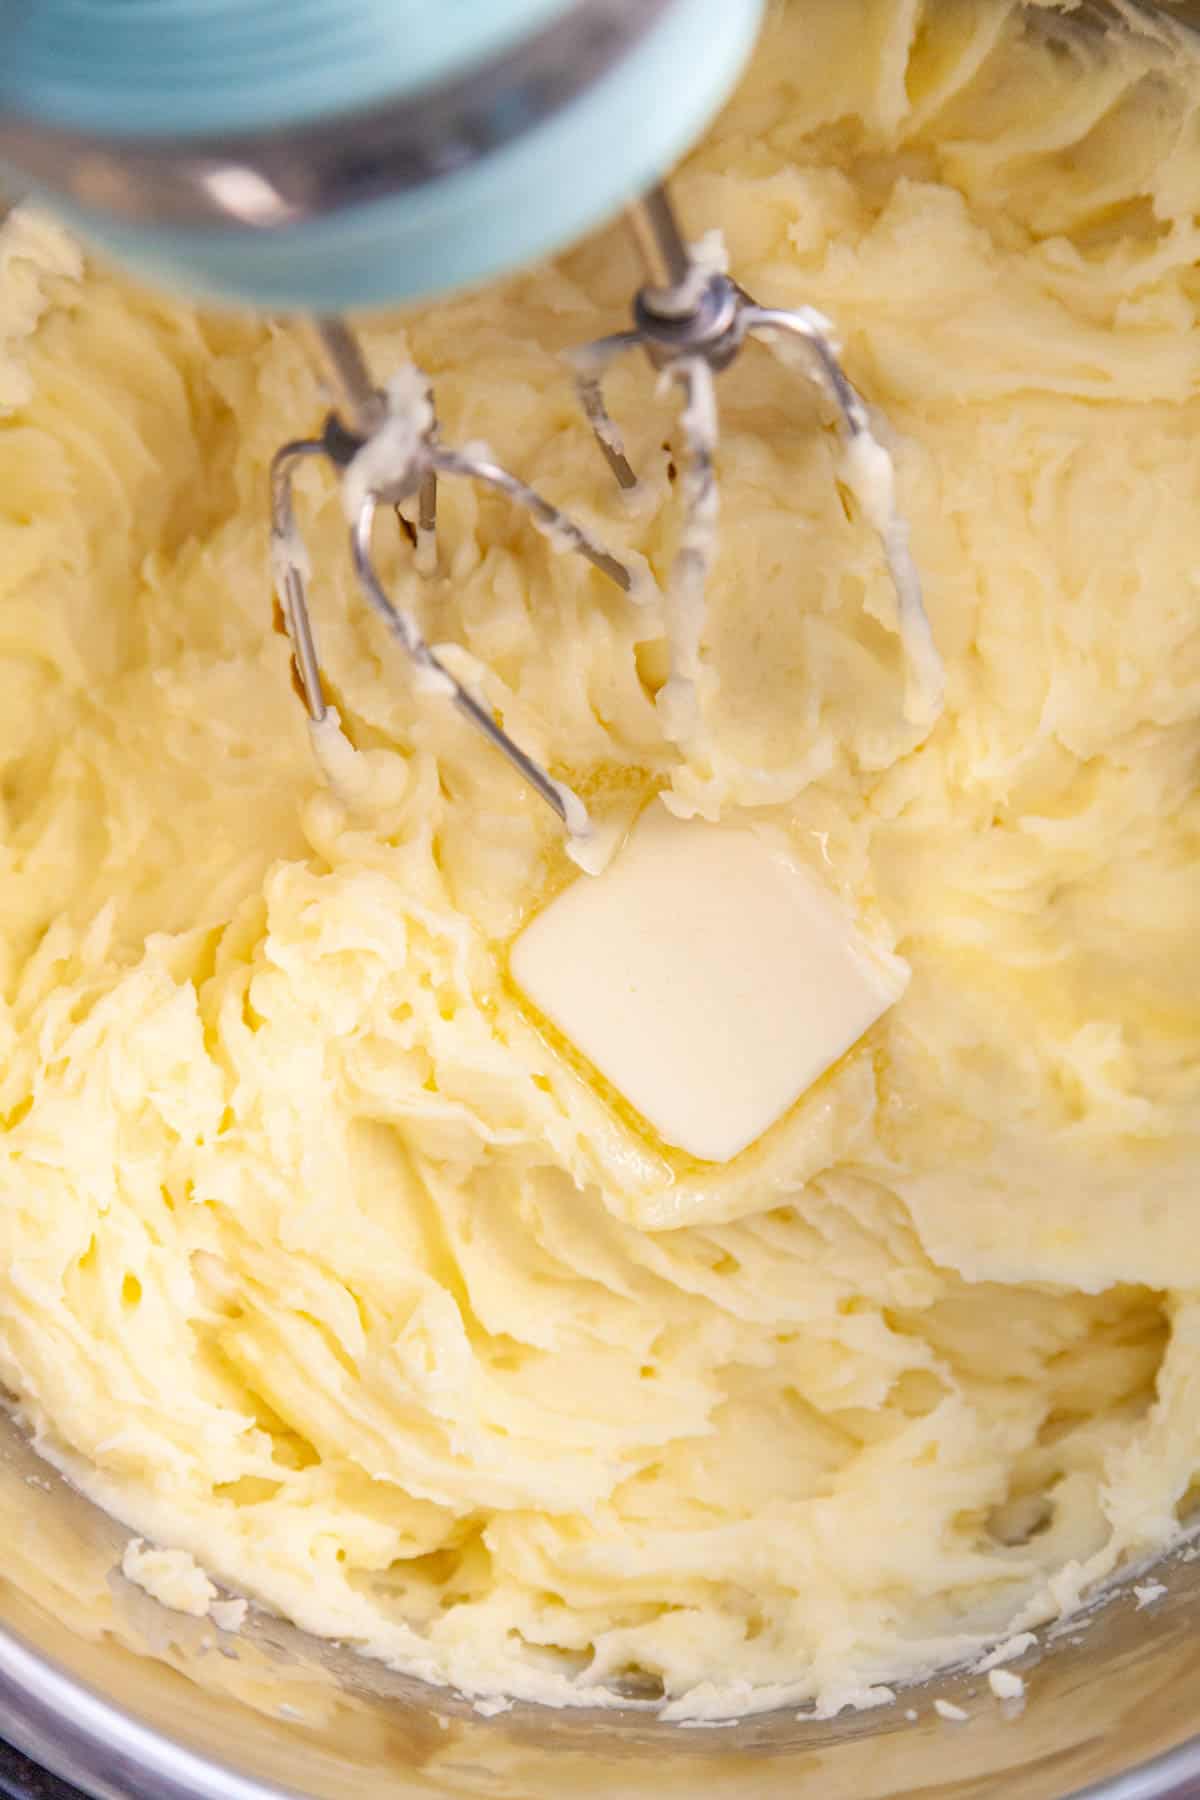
[626,186,692,299]
[308,318,382,435]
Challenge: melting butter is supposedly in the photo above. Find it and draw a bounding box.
[511,805,908,1162]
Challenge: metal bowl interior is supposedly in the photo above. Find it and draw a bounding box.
[2,3,1200,1797]
[3,1415,1200,1800]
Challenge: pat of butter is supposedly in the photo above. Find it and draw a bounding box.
[510,806,908,1162]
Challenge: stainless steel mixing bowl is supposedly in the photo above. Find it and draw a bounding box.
[2,4,1199,1795]
[4,1413,1200,1800]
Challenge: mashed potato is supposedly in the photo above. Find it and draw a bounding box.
[0,0,1198,1720]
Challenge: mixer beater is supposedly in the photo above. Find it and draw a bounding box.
[269,182,941,856]
[269,317,648,841]
[570,182,944,753]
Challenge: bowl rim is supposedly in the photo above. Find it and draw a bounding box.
[3,1610,1200,1800]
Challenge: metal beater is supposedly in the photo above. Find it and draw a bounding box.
[269,319,645,836]
[268,180,939,847]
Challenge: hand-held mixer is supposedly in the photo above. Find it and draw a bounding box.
[0,0,940,855]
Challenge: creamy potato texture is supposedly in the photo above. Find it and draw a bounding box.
[1,0,1199,1718]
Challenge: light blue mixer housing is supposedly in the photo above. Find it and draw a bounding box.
[0,0,763,309]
